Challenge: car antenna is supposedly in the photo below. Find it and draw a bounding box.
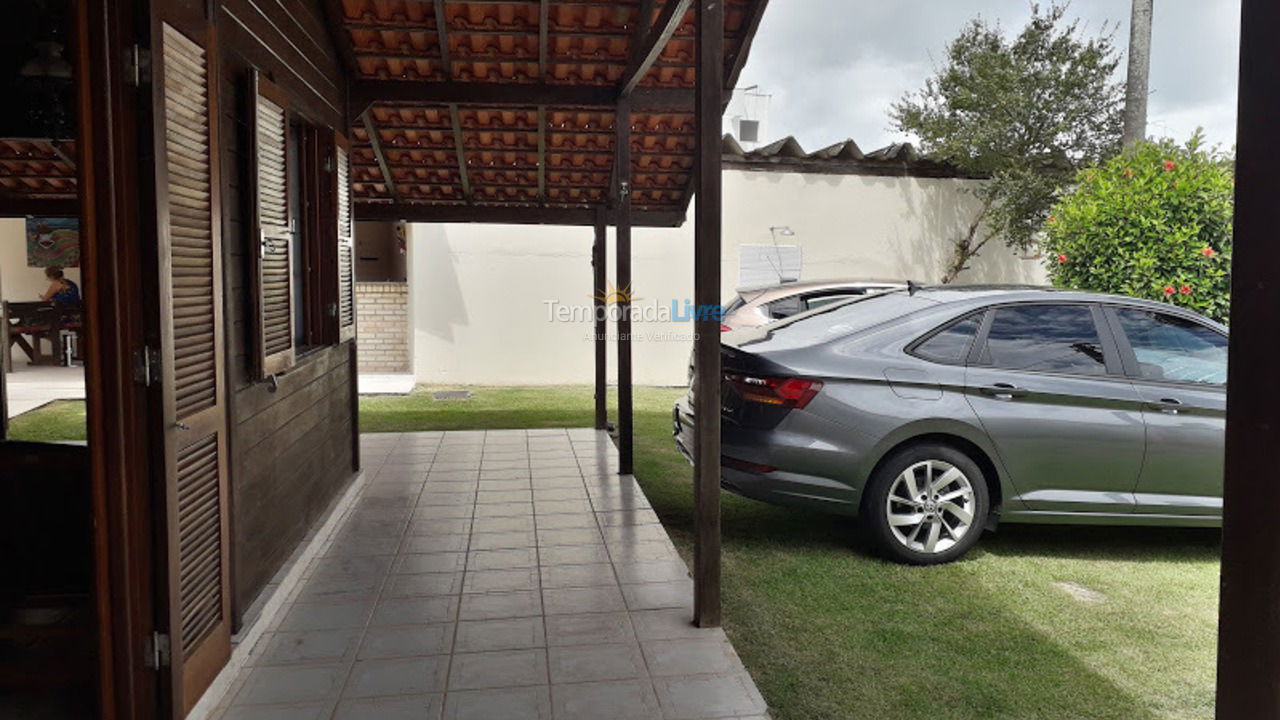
[907,280,919,296]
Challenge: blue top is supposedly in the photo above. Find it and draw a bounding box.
[52,279,80,304]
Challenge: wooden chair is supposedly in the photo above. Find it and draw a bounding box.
[3,301,62,368]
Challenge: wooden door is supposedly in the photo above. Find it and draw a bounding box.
[152,21,230,717]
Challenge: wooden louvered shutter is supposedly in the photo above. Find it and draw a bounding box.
[153,22,231,716]
[249,72,295,376]
[334,132,356,342]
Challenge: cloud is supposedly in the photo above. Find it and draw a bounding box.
[735,0,1241,150]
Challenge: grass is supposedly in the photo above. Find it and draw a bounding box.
[6,400,87,443]
[362,385,1221,720]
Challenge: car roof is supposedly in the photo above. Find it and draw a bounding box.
[737,278,907,303]
[889,284,1226,328]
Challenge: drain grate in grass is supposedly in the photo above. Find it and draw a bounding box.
[432,390,473,401]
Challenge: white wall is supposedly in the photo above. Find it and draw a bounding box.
[407,169,1047,387]
[0,218,82,303]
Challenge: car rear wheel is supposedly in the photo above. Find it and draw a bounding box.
[861,443,989,565]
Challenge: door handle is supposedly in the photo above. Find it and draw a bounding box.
[979,383,1028,400]
[1150,398,1183,415]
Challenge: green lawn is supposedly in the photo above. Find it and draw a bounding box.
[363,385,1221,720]
[6,400,87,443]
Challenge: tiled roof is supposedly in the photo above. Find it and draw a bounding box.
[723,135,983,179]
[0,138,77,203]
[341,0,769,226]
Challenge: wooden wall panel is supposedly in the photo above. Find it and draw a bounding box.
[214,0,355,625]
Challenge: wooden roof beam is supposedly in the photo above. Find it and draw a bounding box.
[348,82,693,122]
[355,202,684,228]
[448,103,472,202]
[360,110,399,201]
[619,0,690,98]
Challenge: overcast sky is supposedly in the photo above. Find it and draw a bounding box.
[734,0,1242,153]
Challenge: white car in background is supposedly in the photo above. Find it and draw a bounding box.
[720,280,906,331]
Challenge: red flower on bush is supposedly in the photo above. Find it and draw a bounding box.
[1201,247,1216,258]
[1164,160,1177,171]
[1047,215,1056,223]
[1057,254,1068,264]
[1123,168,1134,178]
[1163,285,1176,296]
[1180,285,1192,295]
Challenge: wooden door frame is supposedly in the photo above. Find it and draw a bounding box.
[78,0,162,718]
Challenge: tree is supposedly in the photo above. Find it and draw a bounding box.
[891,3,1125,283]
[1122,0,1154,147]
[1043,132,1233,322]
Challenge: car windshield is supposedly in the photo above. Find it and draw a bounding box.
[740,290,935,351]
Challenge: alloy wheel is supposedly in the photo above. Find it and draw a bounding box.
[884,459,977,554]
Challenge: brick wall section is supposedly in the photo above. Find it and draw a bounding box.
[356,282,410,373]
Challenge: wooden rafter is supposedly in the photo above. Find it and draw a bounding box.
[619,0,690,98]
[538,0,549,204]
[360,110,398,201]
[448,103,472,201]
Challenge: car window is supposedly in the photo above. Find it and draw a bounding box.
[803,293,861,311]
[766,295,803,319]
[912,313,983,364]
[1114,308,1227,385]
[979,304,1106,376]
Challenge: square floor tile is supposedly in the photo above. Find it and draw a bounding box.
[442,686,551,720]
[447,648,548,690]
[384,572,465,598]
[467,547,539,571]
[345,656,449,697]
[534,513,598,531]
[254,628,361,666]
[470,516,536,534]
[233,664,347,705]
[220,702,335,720]
[537,528,604,547]
[394,552,466,575]
[454,617,546,652]
[547,643,646,683]
[469,530,537,551]
[544,612,634,647]
[277,601,374,632]
[401,535,469,555]
[540,563,617,589]
[459,590,542,621]
[652,673,767,719]
[333,693,444,720]
[371,596,459,627]
[358,624,454,659]
[542,586,626,615]
[463,568,540,593]
[629,610,722,641]
[642,637,743,677]
[622,580,693,612]
[551,679,661,720]
[539,545,611,567]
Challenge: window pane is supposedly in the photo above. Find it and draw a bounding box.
[914,313,982,364]
[804,293,860,311]
[1115,308,1227,385]
[983,305,1106,375]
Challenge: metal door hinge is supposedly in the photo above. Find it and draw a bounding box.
[126,45,152,88]
[133,346,161,386]
[147,631,171,669]
[327,301,338,318]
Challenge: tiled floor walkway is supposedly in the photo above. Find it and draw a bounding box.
[214,429,768,720]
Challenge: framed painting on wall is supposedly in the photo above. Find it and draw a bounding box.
[26,217,80,268]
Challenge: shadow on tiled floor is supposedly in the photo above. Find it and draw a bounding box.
[212,429,769,720]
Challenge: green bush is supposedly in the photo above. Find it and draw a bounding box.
[1043,132,1234,322]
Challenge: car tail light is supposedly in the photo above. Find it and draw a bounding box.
[719,324,732,332]
[725,373,823,410]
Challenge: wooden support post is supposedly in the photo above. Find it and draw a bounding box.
[1217,0,1280,715]
[593,207,608,431]
[692,0,724,629]
[615,97,634,475]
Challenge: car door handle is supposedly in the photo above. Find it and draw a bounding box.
[1149,397,1183,415]
[979,383,1028,400]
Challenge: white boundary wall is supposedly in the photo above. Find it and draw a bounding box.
[407,169,1046,386]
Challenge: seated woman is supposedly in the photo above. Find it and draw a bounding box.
[39,266,80,304]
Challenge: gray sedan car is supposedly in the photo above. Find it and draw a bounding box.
[674,286,1228,564]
